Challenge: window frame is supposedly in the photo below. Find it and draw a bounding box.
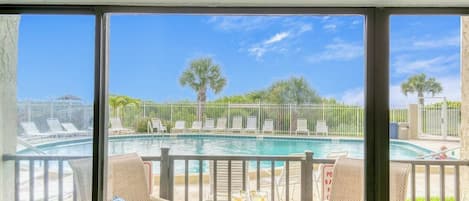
[2,5,467,201]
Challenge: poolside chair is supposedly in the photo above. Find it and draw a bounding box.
[190,121,202,132]
[148,118,167,133]
[20,121,57,138]
[109,117,134,134]
[214,117,227,133]
[295,119,310,136]
[62,123,89,136]
[208,160,249,201]
[172,120,186,133]
[245,116,258,133]
[46,118,73,137]
[203,118,215,132]
[262,119,274,134]
[315,120,329,136]
[230,116,243,133]
[329,158,410,201]
[69,153,168,201]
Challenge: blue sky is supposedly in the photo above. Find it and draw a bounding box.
[17,15,461,105]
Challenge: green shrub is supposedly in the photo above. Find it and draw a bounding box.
[408,197,454,201]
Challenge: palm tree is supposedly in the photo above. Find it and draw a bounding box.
[109,95,141,119]
[179,57,227,120]
[401,73,443,105]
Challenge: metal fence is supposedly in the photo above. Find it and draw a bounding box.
[17,100,462,137]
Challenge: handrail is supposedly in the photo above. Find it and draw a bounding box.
[4,154,469,166]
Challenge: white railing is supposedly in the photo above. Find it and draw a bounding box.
[3,150,469,201]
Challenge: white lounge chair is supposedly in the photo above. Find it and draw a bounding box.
[20,121,57,138]
[148,118,167,133]
[208,160,249,201]
[109,117,134,134]
[214,117,227,133]
[62,123,89,136]
[316,120,329,136]
[172,120,186,133]
[245,116,257,133]
[230,116,243,133]
[203,118,215,131]
[47,118,77,137]
[329,158,410,201]
[190,121,202,132]
[69,153,168,201]
[295,119,310,136]
[262,119,274,134]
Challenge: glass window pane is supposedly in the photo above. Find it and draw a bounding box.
[0,15,95,201]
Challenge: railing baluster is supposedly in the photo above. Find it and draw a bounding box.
[257,159,260,191]
[242,160,246,191]
[73,179,77,201]
[15,160,20,201]
[29,160,34,201]
[44,160,49,201]
[440,165,445,201]
[213,160,217,201]
[455,165,460,201]
[58,160,63,201]
[228,160,232,201]
[271,160,275,201]
[411,164,416,201]
[185,160,189,201]
[199,160,203,201]
[425,164,430,201]
[286,161,290,201]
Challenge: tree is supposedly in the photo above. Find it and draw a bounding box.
[266,77,321,104]
[401,73,443,105]
[109,95,141,118]
[180,57,227,120]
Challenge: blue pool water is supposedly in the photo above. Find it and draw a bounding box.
[20,134,432,173]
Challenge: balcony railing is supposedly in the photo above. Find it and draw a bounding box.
[3,149,469,201]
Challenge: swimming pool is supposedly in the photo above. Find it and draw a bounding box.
[19,134,432,173]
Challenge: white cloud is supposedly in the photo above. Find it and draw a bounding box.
[207,16,278,31]
[264,32,290,45]
[340,75,461,106]
[323,24,337,32]
[393,55,459,75]
[393,35,460,52]
[307,39,363,62]
[248,47,267,59]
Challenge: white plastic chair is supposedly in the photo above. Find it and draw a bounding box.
[62,123,89,136]
[245,116,257,133]
[262,119,274,134]
[316,120,329,136]
[295,119,310,136]
[149,118,167,133]
[203,118,215,131]
[214,117,227,132]
[208,160,249,201]
[190,121,202,132]
[230,116,243,132]
[172,120,186,133]
[20,121,57,138]
[110,117,134,134]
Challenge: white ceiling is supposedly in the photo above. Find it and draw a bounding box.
[1,0,469,7]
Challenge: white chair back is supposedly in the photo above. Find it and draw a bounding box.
[262,119,274,132]
[174,121,185,129]
[21,122,41,135]
[62,123,80,132]
[216,117,227,129]
[316,120,328,133]
[232,116,243,130]
[204,118,215,129]
[246,116,257,130]
[47,118,64,132]
[209,160,248,200]
[297,119,308,131]
[192,121,202,129]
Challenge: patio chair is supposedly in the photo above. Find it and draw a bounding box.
[208,160,249,201]
[262,119,274,134]
[172,120,186,133]
[329,158,410,201]
[109,117,134,134]
[295,119,310,136]
[315,120,329,136]
[20,121,57,138]
[190,121,202,132]
[203,118,215,131]
[62,123,89,136]
[47,118,77,137]
[245,116,258,133]
[230,116,243,133]
[148,118,167,133]
[214,117,227,133]
[69,153,168,201]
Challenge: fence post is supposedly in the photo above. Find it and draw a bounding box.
[227,102,231,128]
[170,104,173,125]
[301,151,313,201]
[442,98,448,139]
[160,147,171,200]
[289,104,292,135]
[258,101,261,130]
[143,101,146,118]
